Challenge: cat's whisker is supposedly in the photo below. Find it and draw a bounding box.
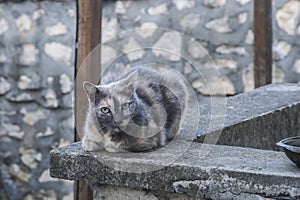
[97,124,109,130]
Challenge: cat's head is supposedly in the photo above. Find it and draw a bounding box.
[83,72,150,134]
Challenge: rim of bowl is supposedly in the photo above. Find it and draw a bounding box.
[276,136,300,154]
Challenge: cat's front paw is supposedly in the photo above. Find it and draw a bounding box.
[82,136,104,152]
[104,145,125,153]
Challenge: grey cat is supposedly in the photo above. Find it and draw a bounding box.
[82,66,188,152]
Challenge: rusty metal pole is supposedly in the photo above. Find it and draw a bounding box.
[254,0,273,88]
[74,0,102,199]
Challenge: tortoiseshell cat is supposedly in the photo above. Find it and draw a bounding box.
[82,66,187,152]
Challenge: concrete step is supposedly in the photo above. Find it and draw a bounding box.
[195,83,300,150]
[50,142,300,199]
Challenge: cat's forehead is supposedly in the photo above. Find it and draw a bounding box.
[97,95,130,109]
[105,82,133,97]
[97,84,133,106]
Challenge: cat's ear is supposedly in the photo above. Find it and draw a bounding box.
[83,81,107,101]
[83,81,98,96]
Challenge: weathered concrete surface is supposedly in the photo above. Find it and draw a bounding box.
[92,184,284,200]
[196,83,300,150]
[50,142,300,199]
[93,185,206,200]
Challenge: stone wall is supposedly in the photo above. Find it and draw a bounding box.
[101,0,300,94]
[0,1,76,199]
[0,0,300,199]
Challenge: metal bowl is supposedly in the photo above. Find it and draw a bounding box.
[277,136,300,168]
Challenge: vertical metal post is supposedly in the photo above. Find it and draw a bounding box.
[254,0,273,88]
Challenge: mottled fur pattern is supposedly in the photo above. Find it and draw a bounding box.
[82,66,187,152]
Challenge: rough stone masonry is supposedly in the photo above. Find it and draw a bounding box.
[102,0,300,94]
[0,1,76,199]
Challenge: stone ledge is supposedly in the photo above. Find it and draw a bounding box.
[50,142,300,199]
[196,83,300,150]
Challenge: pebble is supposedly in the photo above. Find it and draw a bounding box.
[0,18,9,35]
[20,44,39,65]
[10,164,30,182]
[238,12,248,24]
[0,77,11,95]
[187,40,207,59]
[216,45,248,56]
[32,9,45,20]
[153,31,182,61]
[205,17,232,33]
[36,189,57,200]
[236,0,250,5]
[136,22,157,38]
[60,73,73,94]
[115,1,130,14]
[215,59,237,71]
[17,74,42,90]
[20,108,46,126]
[16,14,32,33]
[38,169,55,182]
[180,13,201,30]
[45,22,67,36]
[148,3,168,15]
[245,29,254,45]
[192,76,235,95]
[1,123,25,140]
[19,148,42,169]
[44,42,72,65]
[172,0,195,10]
[292,59,300,74]
[44,88,59,108]
[273,40,291,61]
[36,127,54,138]
[123,37,145,61]
[101,45,117,65]
[276,1,300,35]
[203,0,226,8]
[102,17,117,42]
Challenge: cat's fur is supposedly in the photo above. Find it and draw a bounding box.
[82,66,187,152]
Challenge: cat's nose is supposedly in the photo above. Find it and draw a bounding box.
[114,120,122,126]
[113,127,122,133]
[111,123,122,133]
[114,119,122,124]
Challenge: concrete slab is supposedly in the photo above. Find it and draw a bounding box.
[50,142,300,199]
[196,83,300,150]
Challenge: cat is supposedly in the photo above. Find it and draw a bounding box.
[81,66,188,152]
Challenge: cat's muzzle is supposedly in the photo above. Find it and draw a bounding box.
[113,127,122,133]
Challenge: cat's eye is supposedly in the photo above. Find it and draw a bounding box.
[121,102,130,110]
[100,107,110,114]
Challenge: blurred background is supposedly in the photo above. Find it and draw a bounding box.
[0,0,299,199]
